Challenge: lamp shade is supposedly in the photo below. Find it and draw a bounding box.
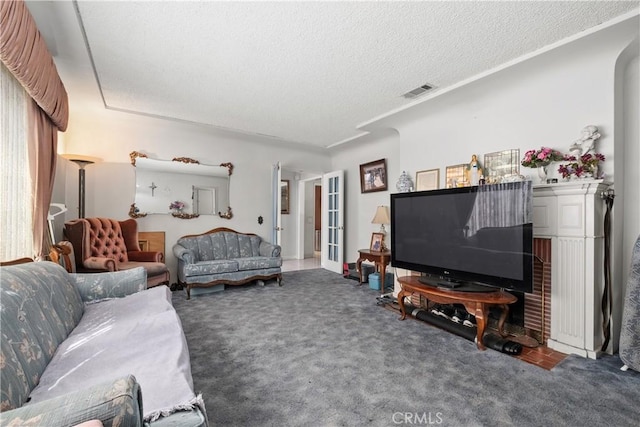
[371,205,390,225]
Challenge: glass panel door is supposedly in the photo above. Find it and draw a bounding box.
[322,170,344,273]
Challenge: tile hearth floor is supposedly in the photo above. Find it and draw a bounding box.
[516,345,567,369]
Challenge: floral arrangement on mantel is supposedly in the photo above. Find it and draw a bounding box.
[521,147,564,168]
[558,153,605,179]
[557,125,605,180]
[519,125,605,182]
[169,201,185,211]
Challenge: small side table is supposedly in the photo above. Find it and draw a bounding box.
[357,249,391,293]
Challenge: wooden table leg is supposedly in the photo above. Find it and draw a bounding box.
[497,304,510,338]
[398,290,409,320]
[356,257,364,285]
[379,262,386,293]
[464,302,488,350]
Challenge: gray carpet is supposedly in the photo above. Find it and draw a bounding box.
[172,269,640,426]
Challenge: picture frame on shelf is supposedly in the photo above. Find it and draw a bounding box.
[360,159,388,193]
[483,149,520,183]
[281,180,290,214]
[370,232,385,252]
[445,164,467,188]
[415,168,440,191]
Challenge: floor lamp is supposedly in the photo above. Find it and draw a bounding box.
[62,155,99,218]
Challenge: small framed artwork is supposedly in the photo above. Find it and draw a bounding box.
[483,149,520,184]
[280,180,290,214]
[415,168,440,191]
[445,164,467,188]
[370,232,385,252]
[360,159,388,193]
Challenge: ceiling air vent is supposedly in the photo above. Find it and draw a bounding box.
[402,83,435,99]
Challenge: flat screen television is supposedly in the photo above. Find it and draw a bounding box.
[390,181,533,294]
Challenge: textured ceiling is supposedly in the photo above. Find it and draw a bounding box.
[28,1,640,149]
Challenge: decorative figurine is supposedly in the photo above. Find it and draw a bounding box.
[569,125,601,157]
[466,154,483,186]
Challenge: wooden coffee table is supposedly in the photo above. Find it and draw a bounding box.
[397,276,517,350]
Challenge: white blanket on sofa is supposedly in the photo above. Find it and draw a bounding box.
[27,286,200,421]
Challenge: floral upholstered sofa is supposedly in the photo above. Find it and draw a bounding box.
[173,227,282,299]
[0,262,207,427]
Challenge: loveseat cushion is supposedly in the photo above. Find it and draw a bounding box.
[1,263,84,410]
[184,260,239,277]
[119,261,167,277]
[236,256,282,271]
[177,231,262,261]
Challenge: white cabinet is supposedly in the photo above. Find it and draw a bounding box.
[533,180,611,358]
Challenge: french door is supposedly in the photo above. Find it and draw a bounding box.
[321,170,344,273]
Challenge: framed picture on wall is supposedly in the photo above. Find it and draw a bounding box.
[445,164,467,188]
[415,169,440,191]
[483,149,520,183]
[360,159,387,193]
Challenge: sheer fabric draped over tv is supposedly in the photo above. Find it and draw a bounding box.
[466,181,532,235]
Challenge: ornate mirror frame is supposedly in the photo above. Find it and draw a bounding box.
[129,151,233,219]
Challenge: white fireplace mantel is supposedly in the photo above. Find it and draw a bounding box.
[533,179,612,358]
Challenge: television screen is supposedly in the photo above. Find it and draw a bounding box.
[390,181,533,293]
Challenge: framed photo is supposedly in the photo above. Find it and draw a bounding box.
[280,180,290,214]
[360,159,387,193]
[370,232,385,252]
[415,168,440,191]
[483,149,520,184]
[445,164,467,188]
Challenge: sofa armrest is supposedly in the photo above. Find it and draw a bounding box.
[72,267,147,303]
[0,375,143,427]
[173,245,196,264]
[83,257,116,272]
[259,241,281,258]
[128,251,163,263]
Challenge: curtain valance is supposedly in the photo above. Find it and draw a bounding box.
[0,0,68,131]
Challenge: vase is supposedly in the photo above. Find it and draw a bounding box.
[396,171,412,193]
[537,165,548,184]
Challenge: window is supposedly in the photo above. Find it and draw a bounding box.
[1,64,33,260]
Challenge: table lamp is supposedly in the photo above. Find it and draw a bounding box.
[371,205,390,250]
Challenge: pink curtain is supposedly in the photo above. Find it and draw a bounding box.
[1,0,68,259]
[0,0,69,131]
[27,101,57,259]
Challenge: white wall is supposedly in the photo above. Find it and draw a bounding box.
[58,108,331,281]
[622,55,640,278]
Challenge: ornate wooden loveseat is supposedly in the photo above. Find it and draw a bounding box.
[172,227,282,299]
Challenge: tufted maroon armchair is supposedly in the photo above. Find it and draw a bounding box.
[64,218,170,287]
